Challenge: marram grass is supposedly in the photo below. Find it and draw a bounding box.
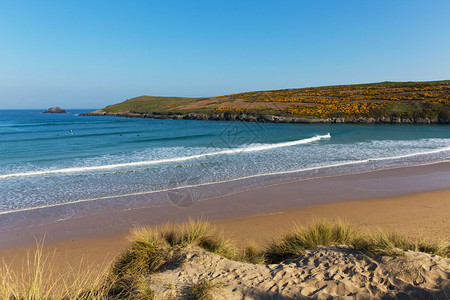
[264,219,449,263]
[106,220,236,298]
[1,219,448,299]
[0,242,112,300]
[187,280,222,300]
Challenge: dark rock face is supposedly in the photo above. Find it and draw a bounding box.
[81,110,450,124]
[44,106,66,113]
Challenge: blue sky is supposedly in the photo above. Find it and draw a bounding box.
[1,1,449,109]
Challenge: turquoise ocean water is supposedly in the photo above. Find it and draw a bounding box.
[0,109,449,213]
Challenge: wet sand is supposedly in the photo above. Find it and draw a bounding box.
[0,162,449,273]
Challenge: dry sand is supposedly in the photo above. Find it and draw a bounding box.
[150,246,449,299]
[217,189,450,247]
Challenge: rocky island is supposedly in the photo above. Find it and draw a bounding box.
[82,81,450,124]
[44,106,66,113]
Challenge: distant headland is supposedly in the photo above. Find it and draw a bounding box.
[82,81,450,124]
[44,106,66,113]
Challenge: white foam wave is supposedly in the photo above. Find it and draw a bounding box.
[0,134,331,179]
[2,157,449,217]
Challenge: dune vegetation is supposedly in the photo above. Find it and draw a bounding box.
[86,81,450,123]
[1,220,449,299]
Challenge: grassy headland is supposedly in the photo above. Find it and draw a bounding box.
[84,80,450,123]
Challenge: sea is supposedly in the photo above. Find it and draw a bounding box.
[0,109,449,214]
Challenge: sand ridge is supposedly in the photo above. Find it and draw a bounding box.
[1,189,449,281]
[149,246,450,299]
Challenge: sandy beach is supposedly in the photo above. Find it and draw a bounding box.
[0,162,449,276]
[1,188,449,271]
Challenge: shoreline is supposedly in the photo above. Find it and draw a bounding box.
[1,157,448,217]
[0,161,449,250]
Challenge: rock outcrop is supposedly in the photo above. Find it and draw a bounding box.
[44,106,66,113]
[81,110,450,124]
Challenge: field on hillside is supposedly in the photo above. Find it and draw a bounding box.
[96,81,450,121]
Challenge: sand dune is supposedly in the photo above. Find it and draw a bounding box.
[150,246,449,299]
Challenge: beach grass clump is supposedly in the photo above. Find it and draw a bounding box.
[187,280,221,300]
[264,219,449,263]
[0,242,111,300]
[130,276,155,300]
[350,231,410,255]
[264,219,357,263]
[162,221,235,259]
[107,220,235,298]
[351,231,450,258]
[240,242,266,264]
[412,239,449,257]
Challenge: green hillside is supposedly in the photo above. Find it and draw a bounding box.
[90,81,450,122]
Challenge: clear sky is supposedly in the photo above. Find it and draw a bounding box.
[1,1,449,109]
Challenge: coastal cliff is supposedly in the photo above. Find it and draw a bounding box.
[83,110,449,124]
[82,81,450,124]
